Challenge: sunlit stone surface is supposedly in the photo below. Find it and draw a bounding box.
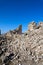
[0,22,43,65]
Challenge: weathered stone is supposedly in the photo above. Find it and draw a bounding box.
[0,59,2,65]
[0,22,43,65]
[28,21,37,31]
[14,25,22,34]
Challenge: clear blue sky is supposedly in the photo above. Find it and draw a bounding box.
[0,0,43,33]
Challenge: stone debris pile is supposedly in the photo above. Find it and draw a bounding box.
[0,22,43,65]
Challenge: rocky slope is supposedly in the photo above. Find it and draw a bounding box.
[0,22,43,65]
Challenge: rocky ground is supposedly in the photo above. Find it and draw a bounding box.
[0,22,43,65]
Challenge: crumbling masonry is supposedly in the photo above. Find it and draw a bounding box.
[0,22,43,65]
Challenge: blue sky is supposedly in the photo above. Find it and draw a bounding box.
[0,0,43,33]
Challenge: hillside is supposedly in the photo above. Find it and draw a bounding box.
[0,22,43,65]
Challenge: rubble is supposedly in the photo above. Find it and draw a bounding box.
[0,22,43,65]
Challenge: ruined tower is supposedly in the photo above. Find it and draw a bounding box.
[16,25,22,34]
